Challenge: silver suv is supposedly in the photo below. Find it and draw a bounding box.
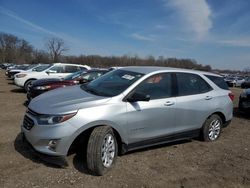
[21,66,233,175]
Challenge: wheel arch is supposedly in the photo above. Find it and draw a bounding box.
[67,124,124,156]
[208,111,226,124]
[24,78,37,87]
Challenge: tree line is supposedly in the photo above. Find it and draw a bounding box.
[0,32,212,71]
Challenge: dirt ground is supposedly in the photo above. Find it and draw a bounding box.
[0,70,249,188]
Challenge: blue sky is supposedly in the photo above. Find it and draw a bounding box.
[0,0,250,70]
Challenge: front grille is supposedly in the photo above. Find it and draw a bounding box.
[23,115,34,130]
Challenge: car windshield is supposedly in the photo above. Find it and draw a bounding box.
[81,69,144,97]
[64,71,84,80]
[34,64,52,72]
[24,64,38,70]
[15,65,28,70]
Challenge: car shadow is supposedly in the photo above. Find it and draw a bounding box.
[8,82,15,85]
[10,88,25,93]
[14,133,66,169]
[233,107,250,120]
[72,153,94,175]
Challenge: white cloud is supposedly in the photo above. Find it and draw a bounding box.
[130,33,155,42]
[0,6,58,36]
[166,0,212,40]
[217,38,250,47]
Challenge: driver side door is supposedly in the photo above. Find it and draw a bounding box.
[125,73,176,145]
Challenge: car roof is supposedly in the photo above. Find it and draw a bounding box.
[120,66,220,77]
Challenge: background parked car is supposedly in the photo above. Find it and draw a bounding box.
[239,88,250,111]
[6,64,41,79]
[234,77,245,87]
[27,69,109,100]
[14,63,90,91]
[5,64,29,77]
[224,77,235,87]
[241,77,250,88]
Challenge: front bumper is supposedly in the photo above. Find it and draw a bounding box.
[14,77,26,87]
[21,132,68,167]
[21,112,78,157]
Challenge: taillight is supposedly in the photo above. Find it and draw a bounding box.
[228,92,234,101]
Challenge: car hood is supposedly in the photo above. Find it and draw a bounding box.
[28,85,111,114]
[31,78,62,87]
[10,69,25,72]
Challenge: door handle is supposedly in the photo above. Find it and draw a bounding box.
[205,96,213,100]
[164,101,175,106]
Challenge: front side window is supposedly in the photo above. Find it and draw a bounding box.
[64,71,83,80]
[82,72,105,81]
[133,73,172,100]
[34,64,52,72]
[81,69,144,97]
[49,65,64,73]
[176,73,212,96]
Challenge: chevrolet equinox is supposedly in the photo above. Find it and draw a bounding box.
[21,66,233,175]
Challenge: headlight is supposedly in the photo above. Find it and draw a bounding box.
[16,74,27,78]
[37,112,77,125]
[34,85,51,90]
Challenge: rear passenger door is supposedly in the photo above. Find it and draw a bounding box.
[174,73,214,132]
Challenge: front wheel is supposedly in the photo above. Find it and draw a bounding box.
[24,80,35,92]
[202,114,222,142]
[87,126,118,176]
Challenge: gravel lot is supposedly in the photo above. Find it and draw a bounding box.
[0,70,249,188]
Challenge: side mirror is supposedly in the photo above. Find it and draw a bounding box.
[79,78,89,84]
[126,92,150,102]
[46,70,57,74]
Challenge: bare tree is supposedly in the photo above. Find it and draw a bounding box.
[46,37,68,63]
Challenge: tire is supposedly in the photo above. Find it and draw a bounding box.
[87,126,118,176]
[24,79,35,92]
[202,114,222,142]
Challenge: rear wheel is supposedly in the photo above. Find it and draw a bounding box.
[87,126,118,176]
[202,114,222,142]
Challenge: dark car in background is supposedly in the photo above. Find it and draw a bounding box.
[239,88,250,112]
[27,69,109,100]
[241,77,250,88]
[5,64,30,78]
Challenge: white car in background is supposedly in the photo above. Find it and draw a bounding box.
[14,63,91,91]
[234,77,245,87]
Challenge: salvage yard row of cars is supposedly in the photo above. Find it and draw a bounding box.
[1,63,250,176]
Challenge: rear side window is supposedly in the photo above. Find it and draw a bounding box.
[205,75,229,90]
[176,73,212,96]
[65,65,80,73]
